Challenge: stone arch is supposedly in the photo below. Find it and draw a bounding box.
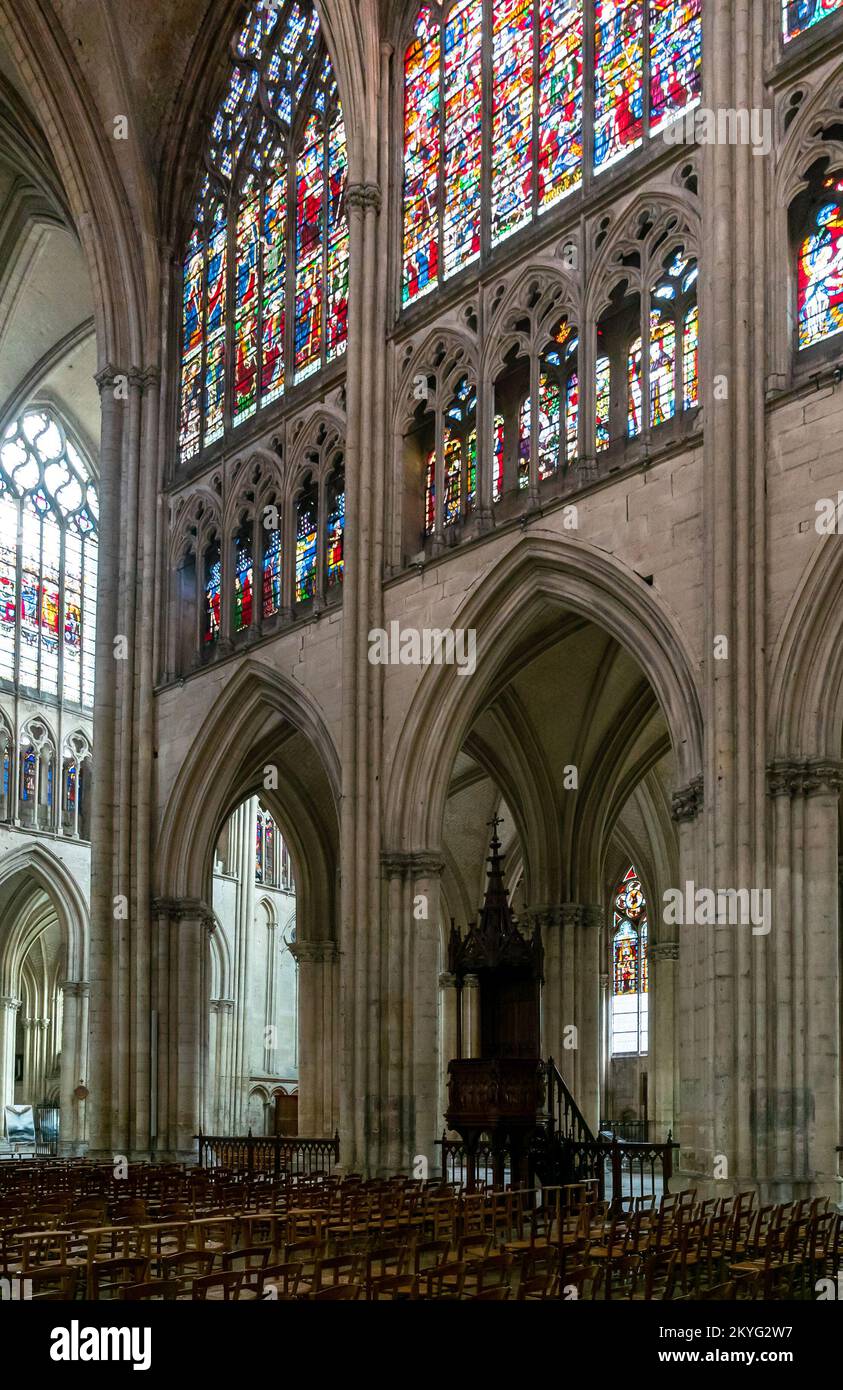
[483,265,581,381]
[768,535,843,758]
[0,0,152,365]
[159,0,379,252]
[0,843,88,991]
[156,660,341,943]
[586,192,701,321]
[383,536,703,854]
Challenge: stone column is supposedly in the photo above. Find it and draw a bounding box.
[21,1019,37,1101]
[151,897,213,1161]
[207,999,234,1134]
[438,972,458,1141]
[528,904,602,1130]
[672,776,708,1180]
[648,942,679,1141]
[766,759,841,1203]
[230,799,257,1131]
[372,853,444,1177]
[0,996,20,1114]
[59,981,89,1155]
[462,975,481,1059]
[288,941,338,1137]
[85,364,126,1156]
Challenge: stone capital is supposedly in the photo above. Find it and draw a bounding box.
[151,896,216,932]
[0,995,21,1012]
[347,182,382,213]
[381,850,445,881]
[288,940,338,966]
[94,364,128,395]
[438,972,457,989]
[767,757,843,798]
[649,941,680,962]
[671,775,704,823]
[60,980,90,999]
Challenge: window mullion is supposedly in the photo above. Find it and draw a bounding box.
[583,0,596,187]
[481,0,493,265]
[437,6,446,292]
[532,0,540,224]
[642,0,651,142]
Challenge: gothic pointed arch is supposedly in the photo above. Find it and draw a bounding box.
[383,535,704,854]
[172,0,354,466]
[155,659,340,942]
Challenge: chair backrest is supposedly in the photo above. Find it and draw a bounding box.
[91,1257,150,1298]
[426,1260,465,1299]
[191,1270,246,1301]
[25,1264,77,1301]
[223,1244,272,1272]
[309,1283,360,1300]
[120,1280,179,1301]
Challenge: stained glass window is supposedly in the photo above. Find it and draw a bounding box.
[492,0,536,246]
[443,0,483,279]
[611,864,648,1054]
[425,450,436,534]
[682,303,699,408]
[538,374,561,478]
[256,810,265,879]
[402,2,700,304]
[263,523,282,619]
[539,0,584,209]
[565,372,579,463]
[0,412,98,707]
[204,542,222,644]
[518,397,531,489]
[295,482,318,603]
[628,336,643,436]
[649,310,676,426]
[467,431,477,507]
[179,1,348,463]
[403,6,441,305]
[594,0,643,172]
[798,180,843,349]
[265,813,276,884]
[649,1,702,134]
[493,414,505,502]
[233,531,253,633]
[444,435,462,523]
[596,353,611,452]
[326,465,345,590]
[783,0,843,42]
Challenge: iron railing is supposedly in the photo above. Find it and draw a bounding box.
[196,1131,339,1177]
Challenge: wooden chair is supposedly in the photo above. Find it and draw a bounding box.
[307,1282,361,1300]
[424,1260,466,1300]
[471,1285,510,1299]
[156,1249,216,1293]
[191,1270,250,1301]
[258,1261,304,1299]
[517,1272,559,1300]
[120,1280,179,1301]
[23,1264,78,1301]
[312,1253,364,1291]
[91,1256,150,1299]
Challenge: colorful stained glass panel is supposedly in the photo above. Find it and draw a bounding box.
[798,182,843,349]
[443,0,483,279]
[594,0,644,172]
[492,0,535,246]
[784,0,843,42]
[403,5,442,304]
[649,0,702,134]
[539,0,584,208]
